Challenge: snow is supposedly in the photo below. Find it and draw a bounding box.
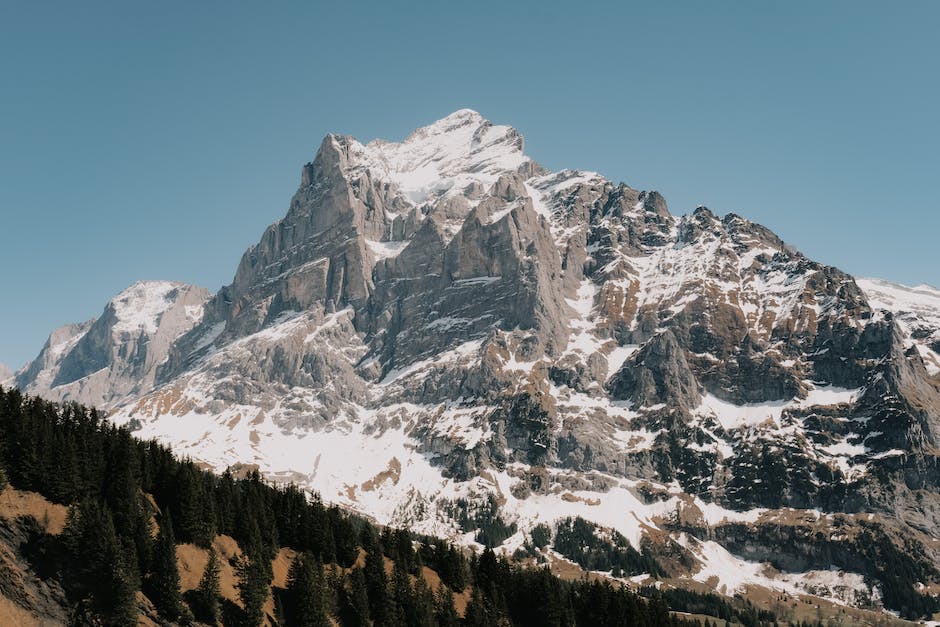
[380,339,483,385]
[871,449,906,459]
[523,182,553,221]
[821,440,867,457]
[858,277,940,375]
[606,344,639,380]
[343,109,531,205]
[486,205,514,225]
[611,427,663,450]
[776,569,880,606]
[799,385,862,407]
[693,499,766,525]
[858,277,940,315]
[698,394,788,430]
[451,276,501,287]
[567,280,597,318]
[366,239,409,261]
[683,537,767,595]
[192,321,226,353]
[696,384,863,431]
[115,401,449,526]
[522,170,606,246]
[678,535,878,605]
[0,363,13,386]
[504,478,678,549]
[110,280,187,334]
[550,385,639,423]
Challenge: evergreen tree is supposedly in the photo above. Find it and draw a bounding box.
[146,511,185,623]
[361,528,390,625]
[338,568,370,627]
[410,574,437,627]
[286,552,328,627]
[434,584,459,627]
[62,500,139,625]
[194,546,221,624]
[391,557,413,626]
[236,549,271,627]
[464,587,497,627]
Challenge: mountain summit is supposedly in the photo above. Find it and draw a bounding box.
[12,111,940,618]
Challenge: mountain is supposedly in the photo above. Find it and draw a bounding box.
[0,363,11,384]
[12,110,940,619]
[13,280,210,408]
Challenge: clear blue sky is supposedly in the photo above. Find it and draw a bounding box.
[1,1,938,369]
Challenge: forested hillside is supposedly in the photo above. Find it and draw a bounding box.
[0,386,726,626]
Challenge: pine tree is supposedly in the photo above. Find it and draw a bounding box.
[286,552,328,627]
[464,587,496,627]
[339,568,370,627]
[0,463,8,491]
[391,557,413,626]
[236,549,271,627]
[362,529,390,625]
[434,585,459,627]
[195,546,221,624]
[63,500,139,625]
[410,574,436,627]
[147,512,185,623]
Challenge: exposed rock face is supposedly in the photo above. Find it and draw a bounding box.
[13,110,940,617]
[608,329,701,411]
[13,281,210,408]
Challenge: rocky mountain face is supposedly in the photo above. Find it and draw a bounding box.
[12,110,940,618]
[13,281,210,408]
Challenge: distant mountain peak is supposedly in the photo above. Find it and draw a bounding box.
[14,281,210,407]
[108,280,204,335]
[334,109,533,204]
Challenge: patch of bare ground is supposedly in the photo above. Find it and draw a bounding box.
[176,535,243,607]
[361,457,401,492]
[176,536,301,627]
[0,594,45,627]
[0,486,68,535]
[560,492,600,506]
[226,463,261,479]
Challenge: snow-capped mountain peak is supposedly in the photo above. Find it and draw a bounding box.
[339,109,533,204]
[109,280,205,334]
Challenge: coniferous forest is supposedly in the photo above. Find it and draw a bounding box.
[0,386,748,626]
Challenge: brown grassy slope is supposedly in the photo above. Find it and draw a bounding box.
[0,594,45,627]
[0,486,68,535]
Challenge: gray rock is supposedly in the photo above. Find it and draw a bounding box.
[608,329,701,411]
